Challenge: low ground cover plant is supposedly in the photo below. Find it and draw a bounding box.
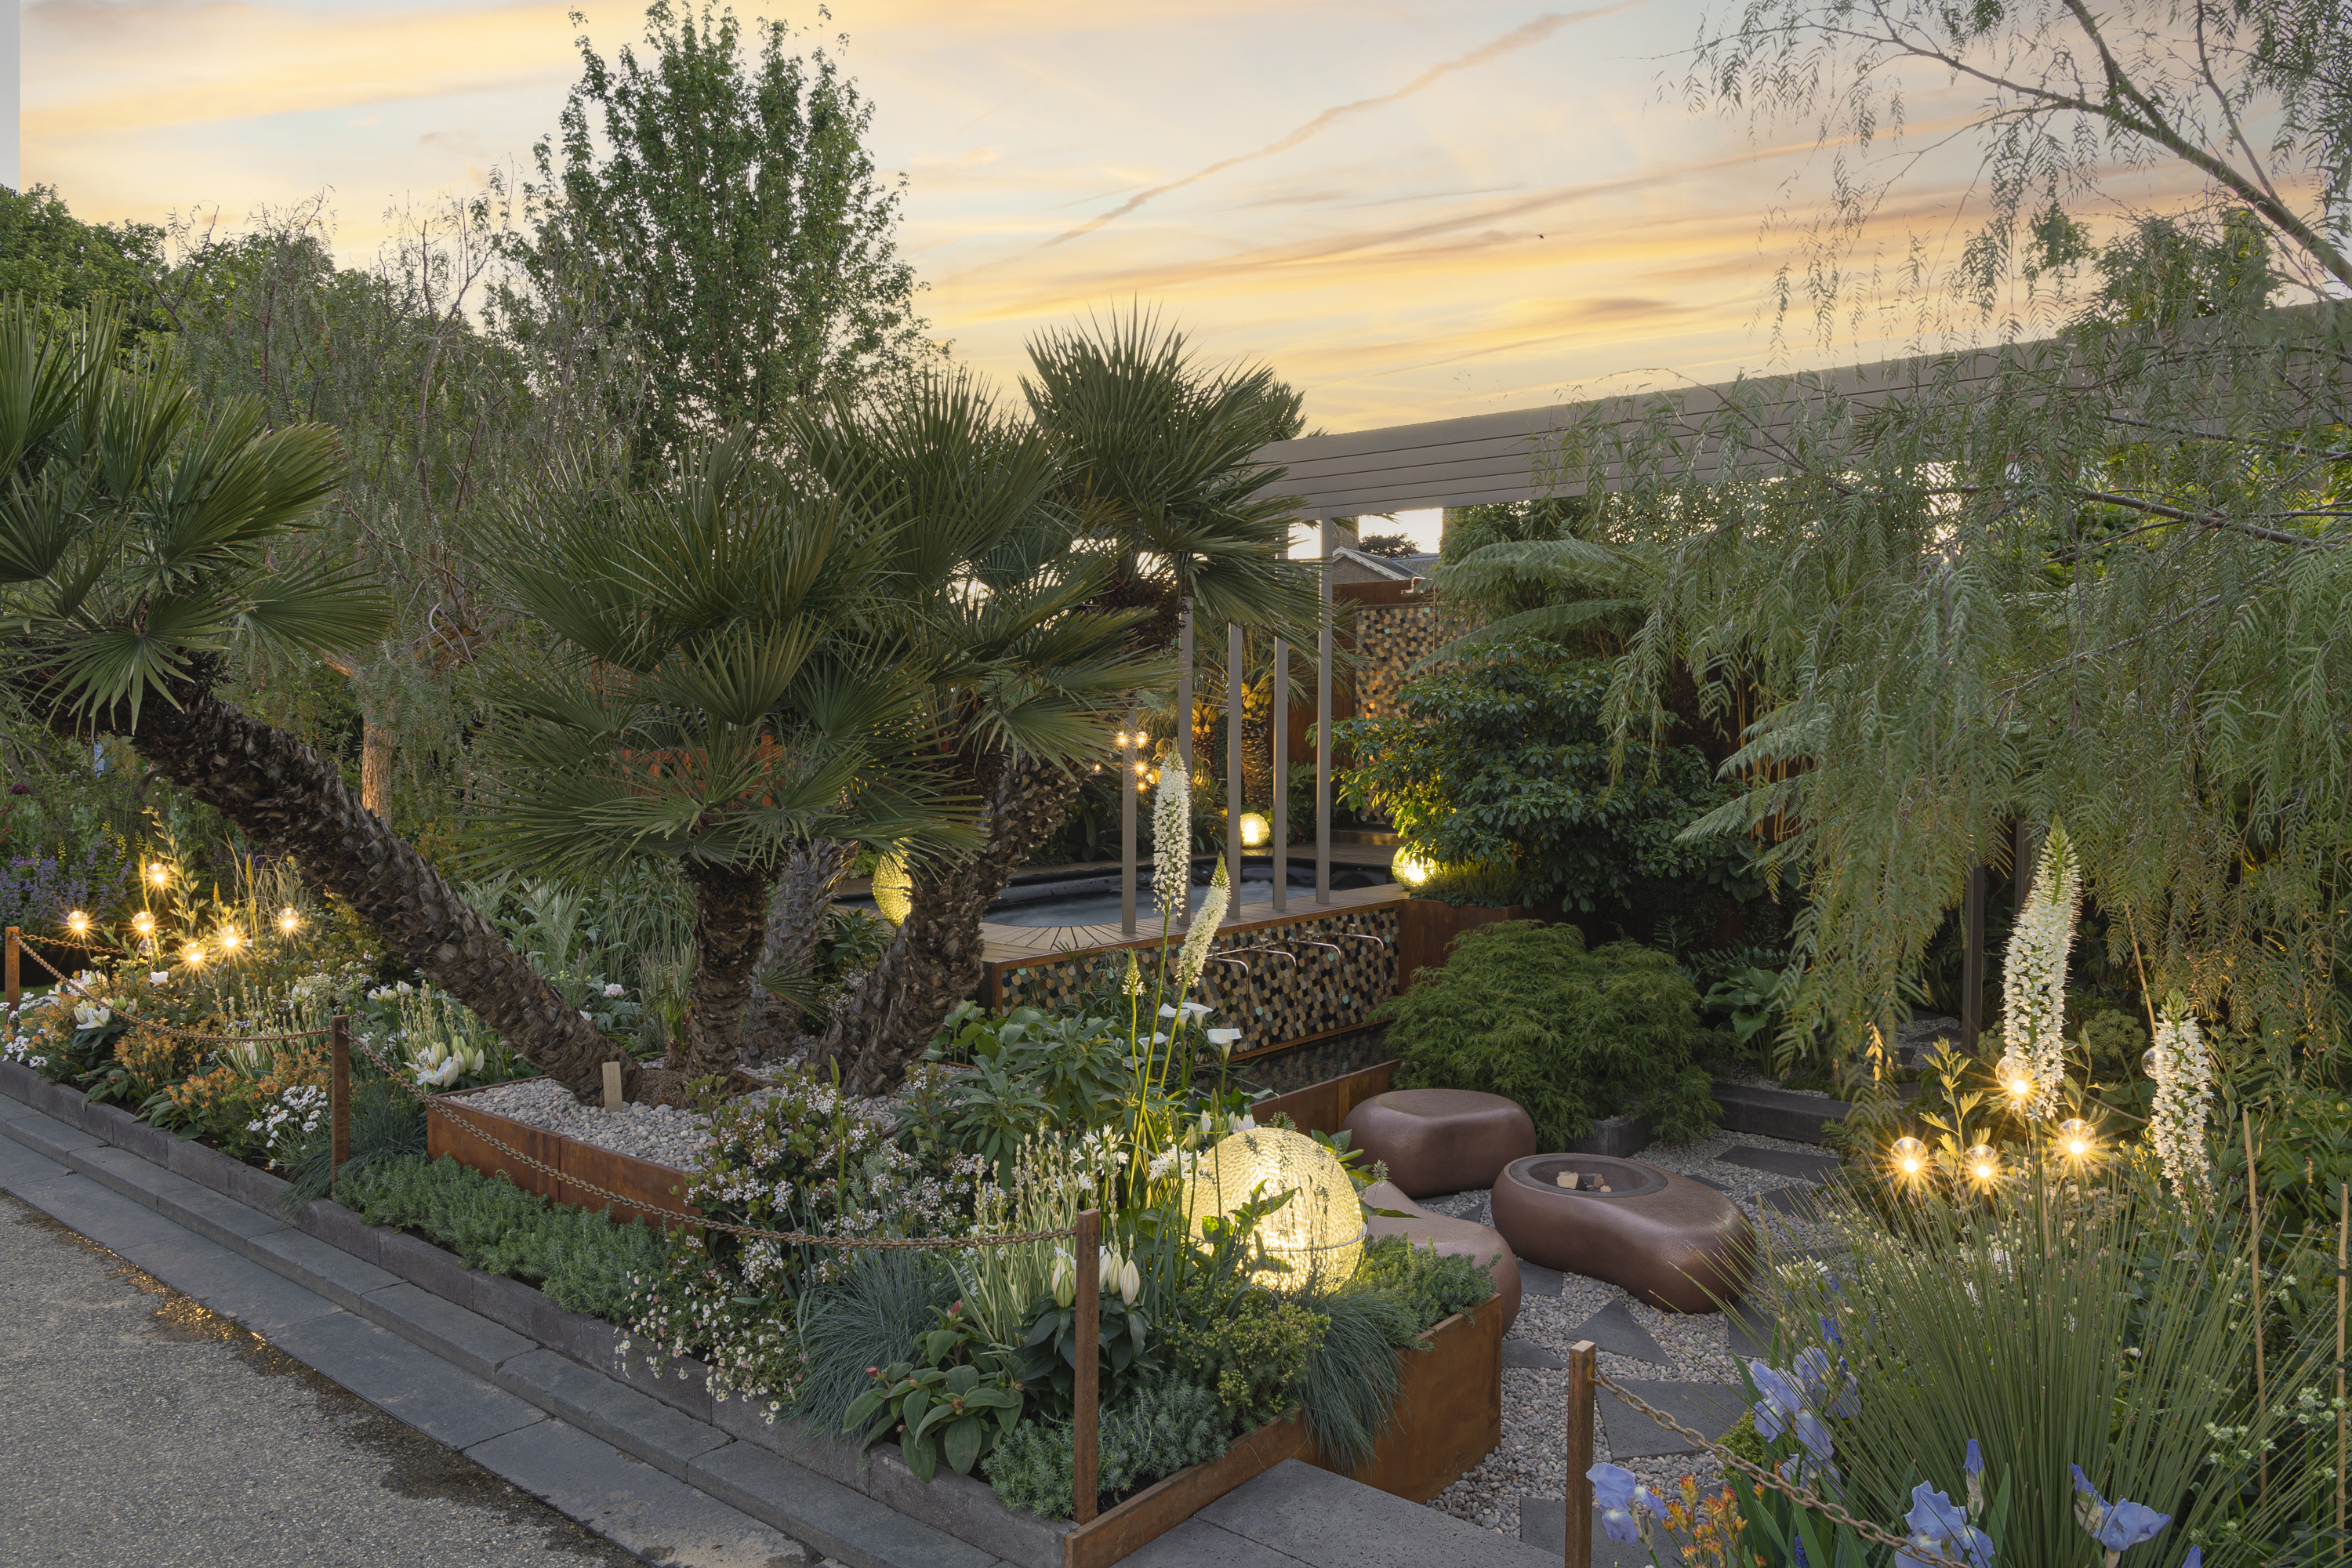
[1380,920,1718,1145]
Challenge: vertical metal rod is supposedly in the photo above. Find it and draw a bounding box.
[1073,1208,1102,1524]
[2245,1111,2270,1497]
[1227,621,1244,904]
[1565,1339,1595,1568]
[1962,863,1985,1052]
[328,1014,351,1197]
[1120,712,1138,938]
[2336,1180,2347,1544]
[1176,601,1194,931]
[4,927,18,1033]
[1271,641,1288,915]
[1316,522,1334,907]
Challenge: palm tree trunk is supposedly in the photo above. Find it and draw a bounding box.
[674,860,769,1079]
[742,840,856,1056]
[822,755,1078,1094]
[71,676,624,1098]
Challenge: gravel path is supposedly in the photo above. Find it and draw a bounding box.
[1416,1126,1855,1540]
[0,1192,648,1568]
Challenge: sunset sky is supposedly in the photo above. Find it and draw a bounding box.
[22,0,2162,442]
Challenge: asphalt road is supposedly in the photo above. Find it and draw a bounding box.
[0,1190,648,1568]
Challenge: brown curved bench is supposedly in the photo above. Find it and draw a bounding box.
[1487,1154,1754,1313]
[1359,1180,1522,1334]
[1343,1088,1537,1197]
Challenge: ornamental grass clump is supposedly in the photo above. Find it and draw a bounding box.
[1377,920,1715,1146]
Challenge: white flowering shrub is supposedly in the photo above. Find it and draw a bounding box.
[2146,995,2215,1205]
[625,1067,985,1412]
[247,1082,328,1167]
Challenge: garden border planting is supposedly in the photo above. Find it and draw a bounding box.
[426,1083,699,1229]
[1303,1297,1504,1501]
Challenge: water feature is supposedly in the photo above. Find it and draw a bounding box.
[835,860,1392,928]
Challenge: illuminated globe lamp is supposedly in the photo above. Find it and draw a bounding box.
[145,862,173,889]
[181,942,207,969]
[216,924,244,955]
[1392,850,1435,888]
[2057,1118,2096,1160]
[1965,1144,2001,1185]
[278,907,303,936]
[1890,1136,1929,1179]
[1239,811,1271,849]
[870,849,913,927]
[65,910,93,937]
[2000,1058,2038,1104]
[1185,1127,1364,1290]
[130,912,157,940]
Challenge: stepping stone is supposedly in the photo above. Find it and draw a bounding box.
[1686,1172,1733,1193]
[1597,1378,1742,1458]
[1520,1497,1657,1568]
[1569,1298,1669,1365]
[1717,1145,1842,1182]
[1726,1305,1773,1361]
[1516,1259,1568,1297]
[1501,1338,1567,1370]
[1760,1185,1826,1218]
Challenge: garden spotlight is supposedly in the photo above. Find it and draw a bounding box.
[145,862,172,887]
[2003,1069,2036,1102]
[182,942,206,967]
[1891,1136,1927,1177]
[1965,1144,1998,1182]
[66,910,91,935]
[1240,812,1269,848]
[130,912,155,937]
[1392,851,1433,887]
[217,926,242,953]
[278,908,301,935]
[2058,1118,2093,1159]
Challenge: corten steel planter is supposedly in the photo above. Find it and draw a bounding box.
[1489,1155,1755,1314]
[426,1086,697,1229]
[1305,1298,1504,1503]
[1396,899,1525,990]
[1250,1058,1394,1137]
[1060,1411,1308,1568]
[1342,1088,1537,1198]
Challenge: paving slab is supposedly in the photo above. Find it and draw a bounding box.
[1516,1497,1655,1568]
[0,1129,70,1186]
[362,1280,537,1380]
[1759,1185,1830,1218]
[1568,1299,1669,1365]
[8,1170,187,1248]
[1717,1145,1842,1182]
[466,1417,810,1567]
[1515,1259,1567,1297]
[1120,1516,1302,1568]
[1595,1381,1741,1460]
[1202,1460,1556,1568]
[118,1229,349,1334]
[248,1222,403,1308]
[271,1310,549,1452]
[1501,1338,1568,1370]
[498,1348,732,1479]
[690,1441,998,1568]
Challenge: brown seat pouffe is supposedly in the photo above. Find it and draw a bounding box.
[1488,1154,1755,1314]
[1344,1088,1538,1197]
[1359,1180,1522,1334]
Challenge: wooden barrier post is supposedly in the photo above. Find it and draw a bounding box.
[328,1014,351,1195]
[1074,1208,1102,1525]
[1566,1339,1595,1568]
[5,927,18,1033]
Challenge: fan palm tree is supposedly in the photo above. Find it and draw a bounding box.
[0,298,624,1095]
[773,369,1162,1089]
[470,430,967,1082]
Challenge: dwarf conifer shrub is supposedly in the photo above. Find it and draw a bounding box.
[985,1377,1230,1519]
[1380,920,1716,1146]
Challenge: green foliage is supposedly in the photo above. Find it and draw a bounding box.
[278,1072,428,1210]
[521,0,930,469]
[1380,921,1717,1146]
[914,1004,1131,1177]
[1292,1284,1417,1474]
[339,1155,664,1323]
[985,1377,1230,1520]
[0,185,166,355]
[1410,858,1525,909]
[1015,1292,1160,1421]
[1164,1290,1327,1430]
[1334,642,1757,921]
[792,1248,958,1433]
[1716,1407,1770,1472]
[1347,1236,1497,1331]
[842,1305,1025,1483]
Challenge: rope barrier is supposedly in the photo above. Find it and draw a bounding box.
[1589,1366,1979,1568]
[14,940,329,1044]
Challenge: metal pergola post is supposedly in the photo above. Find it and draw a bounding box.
[1176,600,1193,929]
[1120,712,1138,937]
[1316,522,1334,906]
[1271,640,1288,914]
[1226,622,1244,903]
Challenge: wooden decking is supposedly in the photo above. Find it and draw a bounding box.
[978,880,1406,967]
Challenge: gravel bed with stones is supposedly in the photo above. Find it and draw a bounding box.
[1414,1127,1859,1541]
[458,1079,728,1171]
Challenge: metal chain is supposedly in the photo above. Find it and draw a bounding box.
[339,1024,1076,1252]
[15,941,328,1044]
[1592,1368,1977,1568]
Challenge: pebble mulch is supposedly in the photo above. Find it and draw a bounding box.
[1416,1127,1853,1541]
[461,1078,720,1171]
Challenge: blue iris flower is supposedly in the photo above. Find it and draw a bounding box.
[1793,1345,1861,1418]
[2070,1465,2170,1561]
[1588,1462,1656,1544]
[1749,1360,1806,1440]
[1963,1439,1985,1518]
[1898,1483,1996,1568]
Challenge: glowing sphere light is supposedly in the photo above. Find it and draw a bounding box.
[1965,1144,1999,1183]
[1185,1126,1363,1290]
[1392,851,1434,887]
[65,911,92,935]
[1239,811,1270,848]
[871,849,913,927]
[1891,1136,1927,1177]
[278,908,302,935]
[2058,1118,2095,1159]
